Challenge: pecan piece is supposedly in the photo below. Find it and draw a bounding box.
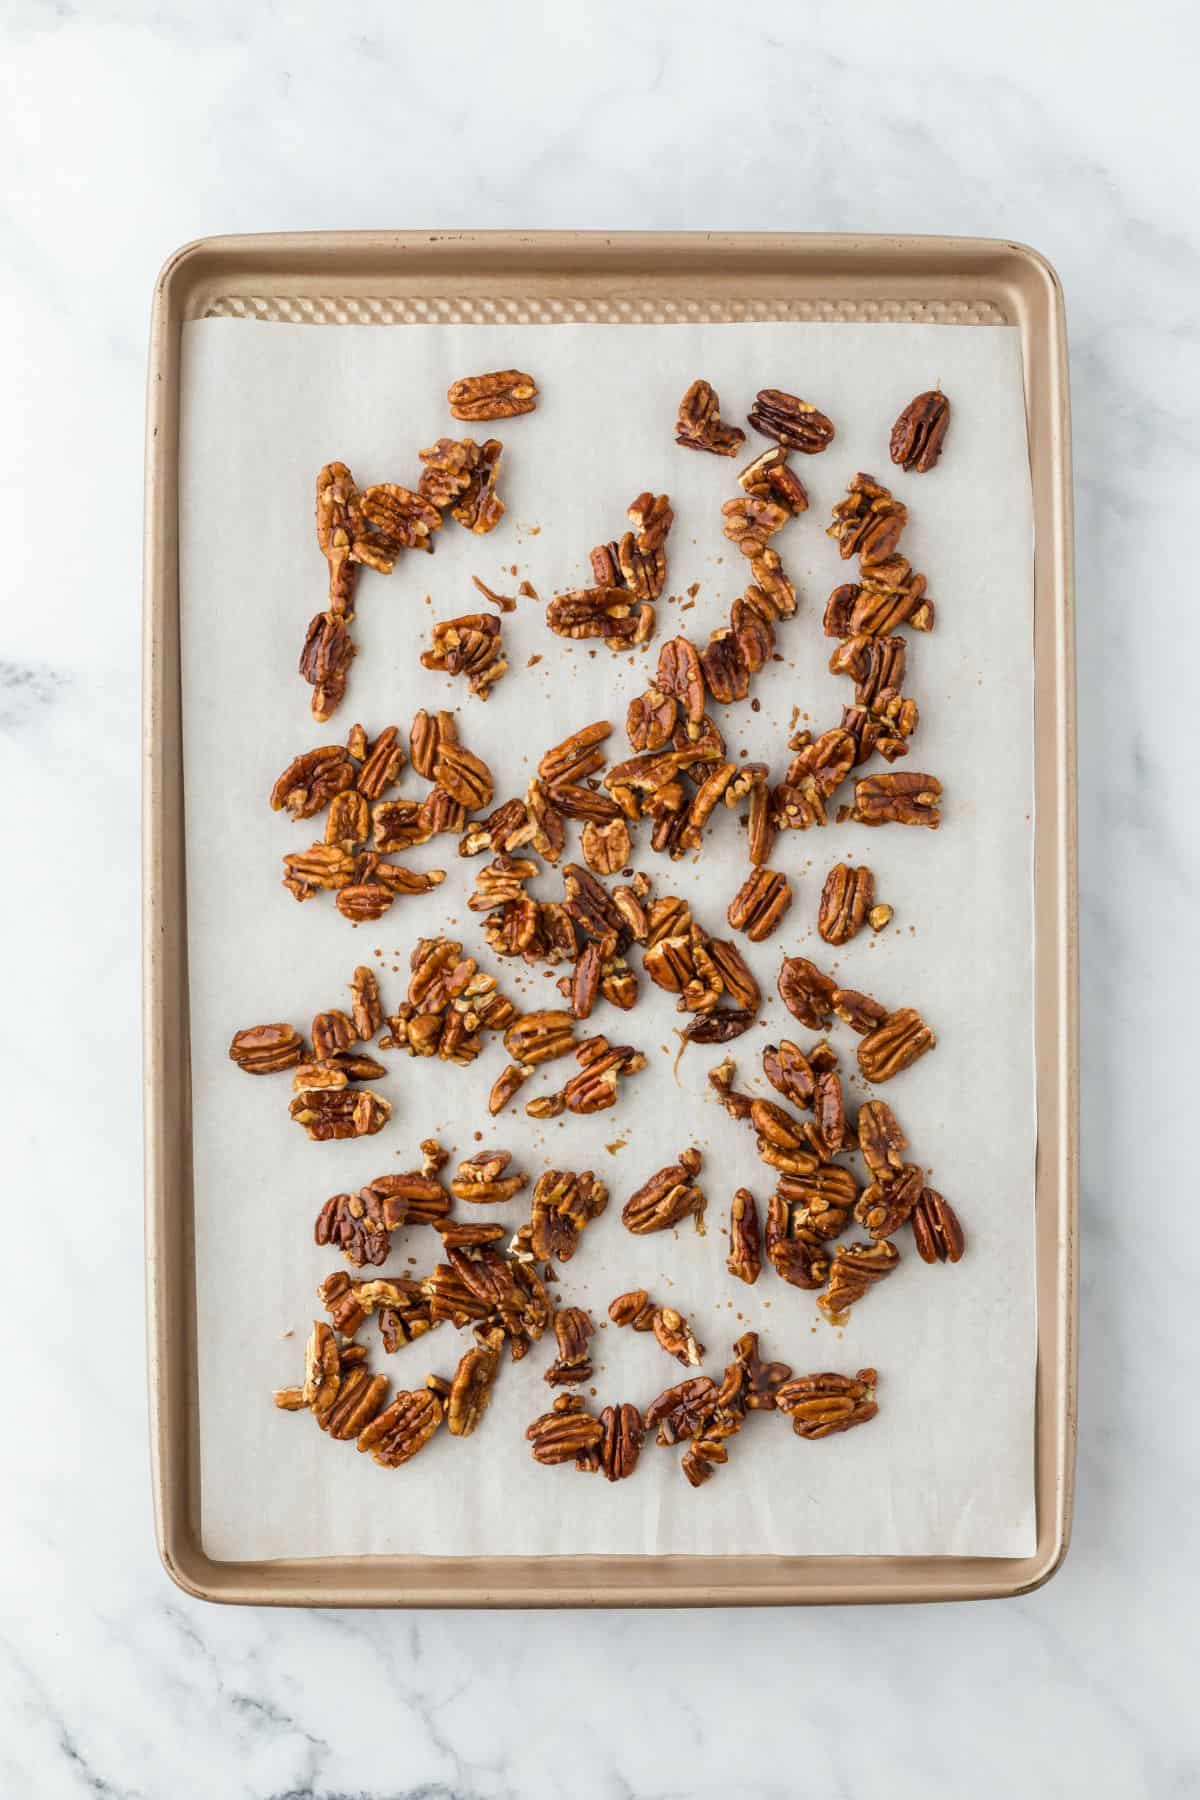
[549,784,622,824]
[580,816,632,876]
[832,986,888,1035]
[761,1040,815,1109]
[288,1086,391,1141]
[270,745,356,819]
[813,1069,849,1155]
[526,1394,603,1465]
[738,443,809,515]
[315,461,360,616]
[365,1169,450,1226]
[653,1306,705,1368]
[409,708,457,780]
[229,1022,304,1074]
[826,472,907,567]
[434,739,494,810]
[543,1307,596,1387]
[598,1403,645,1481]
[315,1190,395,1266]
[352,485,441,570]
[627,686,678,753]
[817,863,874,946]
[320,1363,391,1442]
[776,1369,878,1438]
[371,800,431,853]
[421,613,507,698]
[829,633,907,711]
[302,1320,342,1421]
[445,1326,505,1437]
[721,494,789,557]
[747,389,835,453]
[890,390,951,472]
[704,937,761,1011]
[555,1035,647,1115]
[675,377,745,455]
[450,1150,527,1206]
[911,1188,965,1264]
[563,863,628,954]
[851,772,942,828]
[526,1168,608,1262]
[817,1240,900,1323]
[538,722,612,788]
[504,1010,576,1067]
[682,1007,756,1044]
[311,1008,356,1060]
[777,956,836,1030]
[458,796,533,857]
[727,1188,762,1285]
[699,629,751,704]
[488,1061,532,1115]
[448,369,537,421]
[857,1100,908,1180]
[299,611,355,723]
[621,1148,705,1235]
[727,867,792,942]
[744,769,776,867]
[607,1287,657,1331]
[645,1376,719,1445]
[357,1382,445,1467]
[708,1055,754,1121]
[450,438,504,534]
[855,1163,923,1240]
[766,1195,830,1290]
[325,788,370,847]
[777,1163,859,1239]
[546,588,655,647]
[657,636,707,729]
[857,1008,936,1082]
[418,786,468,837]
[417,436,481,508]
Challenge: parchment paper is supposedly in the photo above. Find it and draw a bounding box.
[179,318,1036,1561]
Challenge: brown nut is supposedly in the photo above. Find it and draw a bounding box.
[747,388,835,454]
[777,956,837,1030]
[448,369,538,421]
[890,391,951,473]
[851,772,942,829]
[621,1148,705,1235]
[727,868,792,942]
[775,1369,878,1439]
[270,744,356,819]
[675,378,745,456]
[727,1188,762,1285]
[857,1009,936,1082]
[229,1023,304,1074]
[911,1188,966,1263]
[409,708,457,780]
[826,472,907,567]
[817,863,875,946]
[356,1384,445,1467]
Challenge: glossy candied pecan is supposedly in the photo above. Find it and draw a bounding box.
[621,1147,704,1235]
[644,1376,719,1445]
[229,1022,305,1074]
[838,703,908,767]
[776,1368,878,1438]
[371,800,431,853]
[675,377,745,455]
[813,1069,849,1155]
[356,1381,445,1467]
[598,1403,645,1481]
[526,1393,604,1465]
[826,472,907,567]
[563,863,628,954]
[458,796,533,857]
[911,1188,965,1264]
[449,1149,527,1205]
[778,956,837,1030]
[545,587,655,647]
[817,1240,900,1323]
[750,1096,808,1154]
[316,462,360,616]
[831,986,888,1035]
[747,388,835,453]
[728,1333,792,1411]
[580,816,632,877]
[600,954,638,1010]
[299,610,356,723]
[409,708,457,780]
[289,1085,391,1141]
[721,494,790,557]
[417,435,481,507]
[504,1010,577,1067]
[566,942,603,1021]
[315,1189,395,1268]
[818,863,875,946]
[890,390,951,472]
[433,738,494,810]
[301,1320,343,1421]
[683,1007,756,1044]
[777,1163,859,1239]
[352,484,441,570]
[418,785,469,837]
[653,1305,706,1368]
[727,1187,763,1284]
[526,1168,608,1262]
[449,439,504,534]
[657,636,707,729]
[366,1168,450,1226]
[740,770,775,869]
[448,368,537,421]
[761,1040,815,1109]
[544,1307,596,1387]
[627,686,678,753]
[270,744,356,818]
[828,633,907,710]
[856,1099,907,1180]
[325,788,370,848]
[467,853,539,912]
[486,1061,531,1115]
[726,867,792,942]
[445,1326,505,1437]
[554,1035,647,1115]
[768,1219,830,1291]
[612,525,667,601]
[353,725,406,799]
[320,1363,391,1441]
[742,546,797,622]
[699,628,752,704]
[786,726,857,800]
[738,443,809,515]
[537,719,612,787]
[855,1162,923,1240]
[851,770,942,827]
[548,784,622,825]
[310,1008,356,1061]
[823,583,861,638]
[421,613,508,699]
[704,937,761,1012]
[857,1008,936,1082]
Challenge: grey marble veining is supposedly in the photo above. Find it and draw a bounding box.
[2,0,1197,1795]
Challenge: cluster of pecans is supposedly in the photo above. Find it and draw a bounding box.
[229,965,393,1142]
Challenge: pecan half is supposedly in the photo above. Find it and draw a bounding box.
[727,867,792,942]
[229,1022,305,1074]
[645,1376,719,1445]
[738,444,809,515]
[417,436,483,508]
[553,1036,647,1115]
[352,485,441,570]
[450,439,504,534]
[721,494,789,558]
[778,956,836,1030]
[851,772,942,828]
[683,1007,756,1044]
[325,788,370,847]
[316,462,360,616]
[777,1163,859,1239]
[857,1008,936,1082]
[911,1188,965,1263]
[371,800,431,853]
[446,1326,505,1437]
[504,1010,576,1067]
[458,796,533,857]
[776,1369,878,1438]
[761,1040,815,1110]
[270,745,356,819]
[409,708,457,780]
[366,1169,450,1226]
[744,769,776,867]
[675,378,745,456]
[299,611,356,723]
[826,472,907,567]
[537,721,612,787]
[289,1085,391,1141]
[747,389,835,453]
[526,1168,608,1262]
[857,1100,907,1180]
[817,863,874,946]
[890,390,951,473]
[434,739,494,810]
[421,613,508,699]
[488,1061,532,1115]
[526,1394,604,1465]
[580,816,632,876]
[727,1188,762,1285]
[357,1382,445,1467]
[621,1148,705,1235]
[418,786,468,838]
[448,369,538,421]
[627,686,678,753]
[598,1403,645,1481]
[657,636,707,729]
[704,937,761,1011]
[766,1197,830,1290]
[543,1307,596,1387]
[855,1163,923,1240]
[817,1240,900,1323]
[546,588,655,647]
[653,1306,706,1368]
[831,986,888,1035]
[449,1149,527,1205]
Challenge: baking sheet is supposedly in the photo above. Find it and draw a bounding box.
[179,318,1036,1562]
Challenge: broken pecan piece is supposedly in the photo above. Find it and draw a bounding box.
[315,462,360,617]
[621,1148,705,1235]
[228,1022,305,1074]
[421,613,508,698]
[448,369,537,421]
[911,1188,965,1264]
[775,1369,878,1438]
[747,388,835,453]
[817,1240,900,1323]
[855,1163,923,1240]
[727,1188,762,1285]
[450,438,504,534]
[525,1168,608,1262]
[777,956,837,1030]
[675,377,745,456]
[683,1007,757,1044]
[738,444,809,515]
[727,867,792,942]
[645,1377,719,1445]
[449,1150,527,1205]
[890,390,951,473]
[818,863,875,946]
[857,1008,936,1082]
[543,1308,596,1387]
[851,772,942,828]
[831,986,888,1035]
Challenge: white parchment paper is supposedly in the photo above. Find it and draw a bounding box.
[179,318,1036,1561]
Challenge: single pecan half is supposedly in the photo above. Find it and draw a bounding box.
[504,1010,577,1067]
[580,816,632,876]
[289,1085,391,1141]
[831,986,888,1035]
[448,369,537,421]
[721,494,790,558]
[727,1187,763,1284]
[726,867,792,942]
[417,436,483,508]
[738,443,809,515]
[761,1040,815,1110]
[621,1148,705,1235]
[778,956,837,1030]
[525,1168,608,1262]
[434,739,494,810]
[526,1394,604,1465]
[421,613,508,698]
[653,1305,706,1368]
[747,389,835,453]
[315,1190,394,1268]
[418,786,469,838]
[270,745,356,819]
[683,1007,756,1044]
[644,1376,719,1445]
[409,708,457,780]
[817,863,875,946]
[450,439,504,534]
[855,1163,923,1240]
[229,1022,305,1074]
[357,1382,445,1467]
[890,390,950,472]
[543,1307,596,1387]
[856,1100,908,1180]
[371,800,431,853]
[299,611,356,723]
[675,378,745,456]
[325,788,370,848]
[458,796,533,857]
[851,772,942,828]
[449,1149,527,1205]
[776,1368,878,1438]
[598,1403,645,1481]
[857,1008,936,1082]
[537,720,612,787]
[315,462,360,616]
[352,485,441,570]
[767,1204,830,1290]
[552,1036,647,1115]
[445,1326,505,1437]
[777,1163,859,1239]
[826,472,907,567]
[911,1188,965,1263]
[817,1240,900,1322]
[704,936,761,1011]
[546,588,655,647]
[365,1169,450,1226]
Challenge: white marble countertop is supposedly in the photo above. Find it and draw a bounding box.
[5,2,1196,1795]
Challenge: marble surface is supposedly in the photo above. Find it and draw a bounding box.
[2,1,1196,1794]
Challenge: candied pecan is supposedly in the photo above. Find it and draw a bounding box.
[526,1394,603,1465]
[537,720,611,787]
[289,1085,391,1141]
[444,1326,505,1438]
[761,1040,814,1109]
[704,937,761,1011]
[504,1010,576,1068]
[699,629,751,705]
[273,1386,306,1412]
[546,588,655,647]
[727,1188,763,1284]
[310,1008,354,1061]
[607,1287,656,1331]
[417,436,480,507]
[726,867,792,942]
[653,1306,705,1368]
[352,485,441,570]
[526,1168,608,1262]
[373,862,446,899]
[776,1369,878,1439]
[448,369,537,421]
[544,1307,596,1386]
[418,786,468,837]
[721,494,789,557]
[813,1070,849,1154]
[817,1240,900,1322]
[891,390,950,472]
[778,956,836,1029]
[566,941,603,1020]
[857,1100,908,1180]
[750,1097,808,1153]
[831,986,888,1035]
[580,817,632,876]
[851,771,942,828]
[911,1188,965,1264]
[827,472,907,567]
[676,377,745,455]
[729,1333,792,1411]
[409,708,457,780]
[858,1008,936,1082]
[451,439,504,534]
[332,880,392,921]
[356,1382,445,1466]
[270,745,356,819]
[299,611,355,723]
[484,895,540,958]
[458,796,533,857]
[302,1320,343,1420]
[817,863,874,947]
[642,892,689,947]
[434,739,494,810]
[747,389,835,453]
[445,1242,523,1314]
[627,687,678,753]
[450,1149,527,1205]
[598,1403,644,1481]
[485,1061,529,1115]
[563,863,627,954]
[855,1163,923,1240]
[766,1199,830,1290]
[656,636,706,730]
[423,1262,494,1328]
[552,1036,646,1115]
[743,772,776,868]
[738,443,809,514]
[823,583,861,638]
[421,613,507,698]
[319,1363,391,1441]
[316,462,360,616]
[850,562,934,636]
[645,1376,719,1445]
[467,853,539,912]
[324,787,370,848]
[600,955,638,1010]
[610,528,666,602]
[777,1164,859,1239]
[371,800,431,853]
[829,633,907,712]
[366,1169,450,1226]
[229,1022,304,1074]
[352,726,405,800]
[683,1008,756,1044]
[621,1148,704,1235]
[707,1055,754,1120]
[434,1219,505,1249]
